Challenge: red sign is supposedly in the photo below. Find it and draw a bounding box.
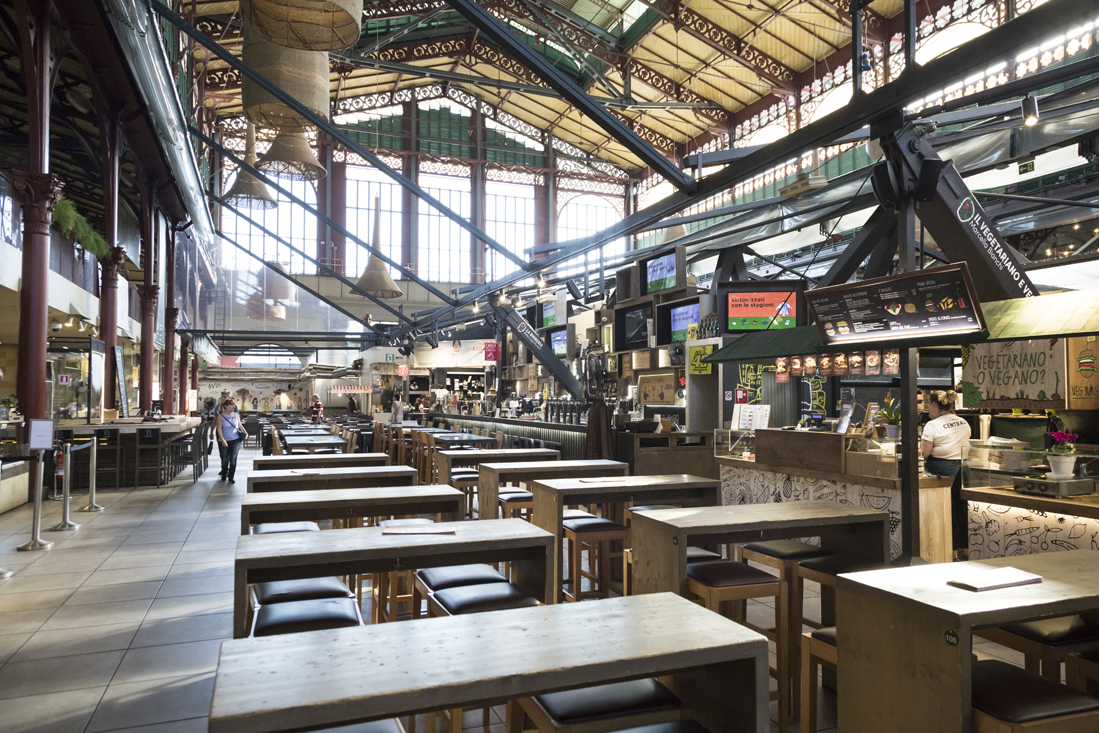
[397,365,408,377]
[735,388,749,404]
[484,342,501,362]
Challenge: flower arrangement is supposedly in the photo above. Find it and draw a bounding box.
[1048,431,1078,454]
[879,393,902,425]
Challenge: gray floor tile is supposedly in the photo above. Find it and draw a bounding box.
[17,555,109,575]
[113,639,223,684]
[164,561,233,579]
[131,613,233,648]
[155,575,234,598]
[0,650,124,699]
[0,588,73,613]
[11,621,141,662]
[86,673,215,732]
[84,566,171,587]
[0,632,31,664]
[173,549,235,565]
[144,592,233,622]
[0,571,91,593]
[63,581,164,607]
[98,553,181,571]
[121,532,191,546]
[41,599,153,631]
[92,717,208,733]
[110,543,184,557]
[0,686,106,733]
[0,608,55,635]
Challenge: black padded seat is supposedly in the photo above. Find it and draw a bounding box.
[685,547,722,563]
[742,540,832,560]
[1000,615,1099,646]
[254,521,321,534]
[253,597,361,637]
[798,555,893,576]
[562,509,595,519]
[610,723,708,733]
[500,491,534,502]
[417,564,507,591]
[433,581,539,615]
[318,720,403,733]
[254,577,353,605]
[971,659,1099,723]
[626,504,676,514]
[535,678,680,724]
[379,518,434,529]
[686,560,777,588]
[810,626,837,646]
[562,517,627,533]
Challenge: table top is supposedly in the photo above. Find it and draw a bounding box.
[252,453,389,470]
[434,434,498,445]
[280,436,349,447]
[839,549,1099,623]
[235,518,553,568]
[631,500,886,534]
[241,485,464,512]
[59,416,201,436]
[532,473,719,496]
[480,459,627,474]
[247,465,417,485]
[279,428,334,436]
[438,448,560,460]
[209,592,768,733]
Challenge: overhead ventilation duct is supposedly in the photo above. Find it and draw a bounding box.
[242,26,330,131]
[241,0,363,51]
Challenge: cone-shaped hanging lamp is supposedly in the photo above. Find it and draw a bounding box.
[224,123,277,210]
[355,197,402,299]
[256,131,327,181]
[242,26,330,132]
[662,223,688,243]
[241,0,363,51]
[264,261,296,301]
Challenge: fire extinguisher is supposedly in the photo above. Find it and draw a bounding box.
[55,449,64,478]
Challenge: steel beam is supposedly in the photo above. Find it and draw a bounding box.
[496,305,583,399]
[444,0,696,192]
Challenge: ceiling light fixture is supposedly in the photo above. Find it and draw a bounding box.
[1022,95,1040,127]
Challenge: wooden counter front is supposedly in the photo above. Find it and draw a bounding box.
[753,429,845,474]
[962,485,1099,521]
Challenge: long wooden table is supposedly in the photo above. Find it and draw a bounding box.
[630,500,890,733]
[211,592,770,733]
[246,465,417,493]
[252,453,390,471]
[838,550,1099,733]
[478,459,629,520]
[281,435,348,453]
[232,518,553,637]
[433,433,498,449]
[240,485,466,534]
[435,448,559,485]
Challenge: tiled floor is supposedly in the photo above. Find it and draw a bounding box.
[0,447,1029,733]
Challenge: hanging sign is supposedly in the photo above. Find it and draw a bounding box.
[848,352,864,376]
[789,355,803,377]
[1067,336,1099,410]
[806,263,985,345]
[802,355,817,377]
[688,344,714,375]
[819,354,833,377]
[865,350,881,375]
[960,339,1066,409]
[484,342,501,362]
[832,352,848,377]
[775,357,789,384]
[883,349,900,375]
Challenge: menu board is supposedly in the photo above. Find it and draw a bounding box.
[728,291,797,331]
[542,301,557,328]
[549,330,567,357]
[670,302,699,342]
[806,264,984,345]
[646,252,677,292]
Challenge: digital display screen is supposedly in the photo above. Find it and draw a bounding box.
[646,253,677,293]
[550,329,568,357]
[727,292,797,331]
[542,301,557,328]
[670,303,699,342]
[624,307,649,348]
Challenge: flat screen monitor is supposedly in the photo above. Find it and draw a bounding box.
[542,301,557,328]
[549,329,568,357]
[670,302,699,342]
[727,291,797,331]
[623,306,650,349]
[645,252,677,293]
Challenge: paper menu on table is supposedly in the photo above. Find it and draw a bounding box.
[946,566,1042,592]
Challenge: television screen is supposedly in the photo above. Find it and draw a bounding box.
[727,291,797,331]
[542,301,557,328]
[550,329,568,357]
[670,303,699,342]
[624,307,649,348]
[646,253,677,293]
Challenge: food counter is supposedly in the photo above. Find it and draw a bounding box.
[716,428,953,562]
[616,431,718,479]
[427,413,586,460]
[0,457,30,513]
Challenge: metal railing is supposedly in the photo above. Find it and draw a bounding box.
[15,438,103,560]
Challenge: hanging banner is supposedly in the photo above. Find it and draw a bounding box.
[865,350,881,375]
[789,355,803,377]
[848,352,864,376]
[802,355,817,377]
[960,339,1066,409]
[775,357,789,384]
[688,344,714,375]
[832,352,848,377]
[883,349,900,375]
[819,354,833,377]
[484,342,501,362]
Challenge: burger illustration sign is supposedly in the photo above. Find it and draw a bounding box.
[1068,336,1099,409]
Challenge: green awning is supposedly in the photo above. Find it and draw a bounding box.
[982,288,1099,341]
[703,326,827,363]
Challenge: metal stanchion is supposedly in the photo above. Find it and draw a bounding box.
[79,439,104,512]
[48,443,80,532]
[47,447,63,500]
[17,453,54,551]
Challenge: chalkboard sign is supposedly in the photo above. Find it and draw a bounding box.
[806,263,985,345]
[114,346,129,418]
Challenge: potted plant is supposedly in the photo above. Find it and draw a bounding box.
[1046,430,1079,477]
[879,394,902,439]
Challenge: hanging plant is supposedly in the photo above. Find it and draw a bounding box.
[51,197,110,258]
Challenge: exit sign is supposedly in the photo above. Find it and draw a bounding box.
[385,353,395,362]
[1018,160,1035,174]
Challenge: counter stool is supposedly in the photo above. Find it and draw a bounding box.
[500,490,534,520]
[372,518,434,623]
[319,720,403,733]
[134,427,164,489]
[252,596,363,637]
[796,555,892,626]
[507,678,685,733]
[800,627,838,733]
[253,577,354,606]
[971,659,1099,732]
[976,615,1099,681]
[1067,648,1099,697]
[562,516,628,602]
[411,564,508,619]
[93,428,123,491]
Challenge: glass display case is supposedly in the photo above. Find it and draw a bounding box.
[844,436,902,480]
[48,337,105,423]
[963,443,1099,492]
[714,429,755,459]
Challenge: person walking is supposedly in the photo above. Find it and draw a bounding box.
[311,394,324,424]
[216,399,246,483]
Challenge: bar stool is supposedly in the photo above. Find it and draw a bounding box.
[372,518,434,623]
[254,521,321,534]
[499,490,534,520]
[133,427,163,489]
[562,516,628,602]
[94,428,123,491]
[411,564,508,619]
[507,678,686,733]
[800,627,838,733]
[251,597,363,637]
[976,615,1099,681]
[971,659,1099,731]
[1067,647,1099,696]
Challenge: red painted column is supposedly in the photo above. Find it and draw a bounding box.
[162,307,177,414]
[177,335,190,415]
[138,183,157,413]
[98,107,123,409]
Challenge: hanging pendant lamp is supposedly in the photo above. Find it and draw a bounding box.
[242,26,331,132]
[354,197,402,299]
[662,223,687,244]
[264,261,296,301]
[224,123,277,210]
[241,0,363,52]
[255,131,327,181]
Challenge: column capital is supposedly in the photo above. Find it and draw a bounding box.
[165,307,179,331]
[137,284,159,309]
[12,171,63,228]
[99,246,126,278]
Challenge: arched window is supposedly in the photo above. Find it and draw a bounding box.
[555,194,625,280]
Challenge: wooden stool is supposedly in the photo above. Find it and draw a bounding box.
[971,658,1099,732]
[500,490,534,520]
[976,615,1099,682]
[562,517,628,602]
[371,518,433,623]
[507,678,685,733]
[800,627,837,733]
[1067,647,1099,697]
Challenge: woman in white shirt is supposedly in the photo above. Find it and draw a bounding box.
[920,390,972,559]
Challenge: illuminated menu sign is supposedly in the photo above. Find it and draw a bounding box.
[646,253,676,293]
[727,292,797,331]
[542,301,557,328]
[806,263,984,345]
[670,303,699,342]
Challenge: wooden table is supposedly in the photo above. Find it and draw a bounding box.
[837,550,1099,733]
[252,453,390,471]
[240,485,466,534]
[279,427,334,436]
[433,433,498,449]
[210,593,769,733]
[435,448,559,484]
[232,518,554,638]
[281,436,348,453]
[478,459,629,520]
[246,465,417,493]
[531,474,721,603]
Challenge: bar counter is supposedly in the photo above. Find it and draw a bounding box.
[962,483,1099,559]
[426,413,586,459]
[56,416,202,435]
